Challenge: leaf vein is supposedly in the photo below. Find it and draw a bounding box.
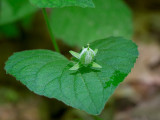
[79,72,98,113]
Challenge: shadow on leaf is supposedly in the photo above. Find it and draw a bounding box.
[69,64,101,75]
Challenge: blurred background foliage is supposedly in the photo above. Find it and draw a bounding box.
[0,0,160,120]
[0,0,37,25]
[50,0,133,46]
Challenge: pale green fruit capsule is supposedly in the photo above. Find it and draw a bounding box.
[69,44,101,70]
[80,47,96,65]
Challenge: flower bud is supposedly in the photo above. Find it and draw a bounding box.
[80,47,96,65]
[69,45,101,70]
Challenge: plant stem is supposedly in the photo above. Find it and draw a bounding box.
[42,8,60,53]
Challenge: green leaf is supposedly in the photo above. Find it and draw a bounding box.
[29,0,95,8]
[92,62,102,68]
[5,37,138,115]
[69,50,80,59]
[0,0,37,25]
[50,0,133,46]
[69,63,80,70]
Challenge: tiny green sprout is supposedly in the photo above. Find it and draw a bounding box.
[69,44,102,70]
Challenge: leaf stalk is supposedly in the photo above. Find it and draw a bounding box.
[42,8,60,53]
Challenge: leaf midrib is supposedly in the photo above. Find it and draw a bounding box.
[78,71,98,113]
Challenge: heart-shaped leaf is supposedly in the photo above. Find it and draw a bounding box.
[5,37,138,115]
[29,0,95,8]
[0,0,37,25]
[50,0,133,46]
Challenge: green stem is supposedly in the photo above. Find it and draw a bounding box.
[42,8,60,53]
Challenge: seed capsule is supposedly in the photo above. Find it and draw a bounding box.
[80,47,96,65]
[69,44,101,70]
